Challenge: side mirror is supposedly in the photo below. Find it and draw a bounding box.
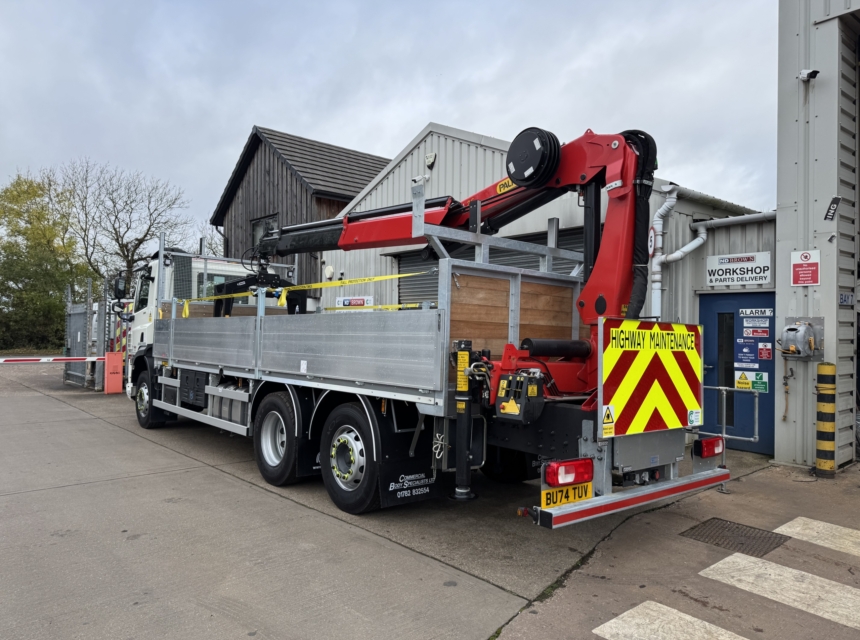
[113,276,126,300]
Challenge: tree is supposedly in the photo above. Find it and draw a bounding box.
[58,158,194,279]
[0,175,95,349]
[195,217,226,257]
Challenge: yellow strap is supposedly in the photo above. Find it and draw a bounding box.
[182,300,189,318]
[322,303,428,311]
[178,271,429,305]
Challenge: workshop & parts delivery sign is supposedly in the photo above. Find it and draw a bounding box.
[598,319,703,438]
[706,252,771,286]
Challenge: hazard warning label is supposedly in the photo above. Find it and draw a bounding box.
[598,319,703,438]
[602,405,615,438]
[735,371,752,390]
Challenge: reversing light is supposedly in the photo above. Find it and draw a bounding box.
[693,436,724,458]
[545,458,594,487]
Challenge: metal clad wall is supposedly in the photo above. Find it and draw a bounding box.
[320,129,508,307]
[397,229,584,304]
[835,15,858,466]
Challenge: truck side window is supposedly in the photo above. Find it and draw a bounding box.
[136,278,150,309]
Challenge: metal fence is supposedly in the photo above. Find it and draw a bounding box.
[63,278,109,391]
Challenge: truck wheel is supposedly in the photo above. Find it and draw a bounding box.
[253,392,298,486]
[481,445,529,483]
[135,369,165,429]
[320,403,380,514]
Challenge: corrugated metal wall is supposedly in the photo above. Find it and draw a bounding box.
[397,229,585,304]
[320,129,509,307]
[650,191,776,325]
[835,15,858,466]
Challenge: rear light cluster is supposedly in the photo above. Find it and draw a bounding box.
[545,458,593,487]
[694,436,724,458]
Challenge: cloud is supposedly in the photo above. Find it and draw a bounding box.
[0,0,778,222]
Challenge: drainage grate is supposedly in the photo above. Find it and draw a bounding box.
[680,518,790,558]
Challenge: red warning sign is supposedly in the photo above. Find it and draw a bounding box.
[743,328,769,337]
[791,250,820,286]
[758,343,772,360]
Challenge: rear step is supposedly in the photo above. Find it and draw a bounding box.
[536,468,730,529]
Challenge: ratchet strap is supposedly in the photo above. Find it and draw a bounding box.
[176,271,432,318]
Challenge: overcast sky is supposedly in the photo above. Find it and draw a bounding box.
[1,0,778,224]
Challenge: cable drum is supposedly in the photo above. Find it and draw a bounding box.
[505,127,561,188]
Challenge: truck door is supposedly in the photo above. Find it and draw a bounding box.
[129,274,153,356]
[699,292,775,455]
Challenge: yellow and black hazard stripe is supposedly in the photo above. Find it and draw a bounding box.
[815,362,837,478]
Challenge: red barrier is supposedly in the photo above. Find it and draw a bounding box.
[104,352,124,394]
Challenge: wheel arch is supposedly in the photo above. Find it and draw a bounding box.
[250,381,303,437]
[131,346,152,386]
[309,391,380,461]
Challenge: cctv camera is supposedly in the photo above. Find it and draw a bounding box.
[800,69,820,81]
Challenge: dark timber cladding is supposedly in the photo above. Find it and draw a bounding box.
[210,126,390,296]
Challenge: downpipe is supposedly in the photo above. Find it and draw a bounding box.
[650,186,679,319]
[649,188,777,320]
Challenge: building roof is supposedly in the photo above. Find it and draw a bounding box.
[210,126,390,226]
[337,122,510,218]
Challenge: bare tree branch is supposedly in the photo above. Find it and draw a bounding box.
[59,159,192,278]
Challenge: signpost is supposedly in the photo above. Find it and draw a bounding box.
[791,250,821,286]
[706,252,771,286]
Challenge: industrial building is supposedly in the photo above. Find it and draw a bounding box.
[208,0,858,472]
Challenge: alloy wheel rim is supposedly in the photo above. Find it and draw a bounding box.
[330,425,366,491]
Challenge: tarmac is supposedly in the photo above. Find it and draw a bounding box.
[3,364,837,639]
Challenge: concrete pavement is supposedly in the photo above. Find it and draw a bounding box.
[499,462,860,639]
[0,365,776,639]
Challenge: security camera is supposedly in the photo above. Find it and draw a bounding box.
[800,69,820,81]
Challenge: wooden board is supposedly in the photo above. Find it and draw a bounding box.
[518,281,574,343]
[449,274,510,358]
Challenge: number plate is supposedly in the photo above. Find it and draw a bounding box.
[541,482,593,509]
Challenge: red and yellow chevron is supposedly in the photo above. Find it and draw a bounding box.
[598,319,703,438]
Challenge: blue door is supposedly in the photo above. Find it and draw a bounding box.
[698,292,775,455]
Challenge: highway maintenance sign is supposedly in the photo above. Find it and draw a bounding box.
[598,319,703,438]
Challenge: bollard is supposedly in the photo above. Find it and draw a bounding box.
[815,362,837,478]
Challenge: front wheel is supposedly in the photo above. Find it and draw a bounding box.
[320,403,380,514]
[135,369,165,429]
[253,392,298,486]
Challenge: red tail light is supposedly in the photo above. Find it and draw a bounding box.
[694,436,724,458]
[545,458,594,487]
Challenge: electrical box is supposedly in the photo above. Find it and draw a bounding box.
[495,374,545,424]
[781,317,824,361]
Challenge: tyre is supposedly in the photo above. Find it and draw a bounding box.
[481,445,529,483]
[320,403,380,514]
[135,369,166,429]
[253,392,298,486]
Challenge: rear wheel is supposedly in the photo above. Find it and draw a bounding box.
[135,369,165,429]
[253,392,298,486]
[320,403,380,514]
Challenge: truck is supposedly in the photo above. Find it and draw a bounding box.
[118,126,730,529]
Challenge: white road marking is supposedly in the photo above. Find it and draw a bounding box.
[774,517,860,559]
[700,553,860,630]
[592,601,745,640]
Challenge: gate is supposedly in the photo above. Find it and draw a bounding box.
[63,279,109,391]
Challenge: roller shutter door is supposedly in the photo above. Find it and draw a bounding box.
[397,228,584,304]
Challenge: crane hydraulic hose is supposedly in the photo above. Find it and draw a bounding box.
[621,130,657,319]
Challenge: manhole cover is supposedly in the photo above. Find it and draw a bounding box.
[680,518,789,557]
